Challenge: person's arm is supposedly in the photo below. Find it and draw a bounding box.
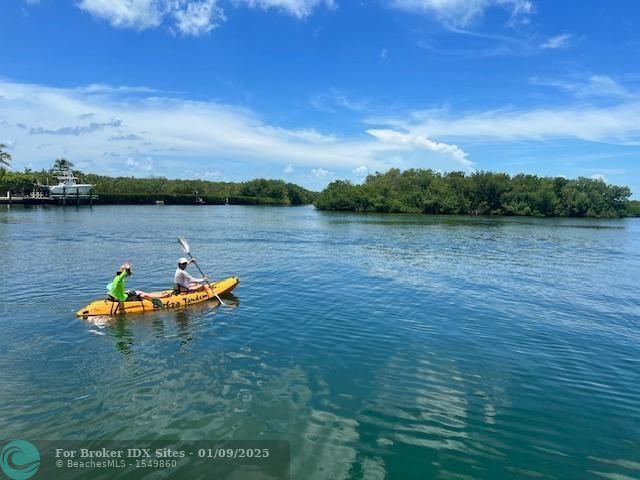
[113,270,128,286]
[107,267,129,301]
[188,259,207,283]
[113,262,131,286]
[184,270,207,284]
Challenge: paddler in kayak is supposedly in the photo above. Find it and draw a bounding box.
[174,257,208,293]
[107,262,170,304]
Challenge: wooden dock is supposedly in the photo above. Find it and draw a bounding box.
[0,191,96,205]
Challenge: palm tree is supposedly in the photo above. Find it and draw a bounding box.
[51,157,74,172]
[0,143,11,169]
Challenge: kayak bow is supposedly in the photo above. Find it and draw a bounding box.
[76,276,239,317]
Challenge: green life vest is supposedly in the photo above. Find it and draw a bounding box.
[106,271,128,301]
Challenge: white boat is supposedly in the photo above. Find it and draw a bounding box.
[48,169,93,196]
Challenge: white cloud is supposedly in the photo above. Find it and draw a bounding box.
[311,167,333,178]
[76,84,162,95]
[380,48,389,60]
[590,173,607,183]
[172,0,225,36]
[284,163,294,173]
[24,0,40,5]
[371,101,640,145]
[352,165,369,177]
[77,0,165,30]
[235,0,335,18]
[540,33,573,49]
[530,75,636,100]
[310,89,367,112]
[0,80,473,180]
[126,156,154,171]
[366,129,473,169]
[77,0,330,35]
[259,126,336,143]
[6,78,640,190]
[390,0,533,27]
[77,0,224,35]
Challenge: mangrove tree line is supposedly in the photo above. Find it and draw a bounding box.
[315,169,632,218]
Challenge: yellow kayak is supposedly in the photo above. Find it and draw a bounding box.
[76,276,239,317]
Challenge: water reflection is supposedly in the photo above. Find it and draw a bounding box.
[111,315,134,355]
[83,293,240,355]
[174,310,193,350]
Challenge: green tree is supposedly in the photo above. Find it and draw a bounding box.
[51,158,74,172]
[0,171,36,194]
[315,180,361,210]
[315,168,631,218]
[0,143,11,170]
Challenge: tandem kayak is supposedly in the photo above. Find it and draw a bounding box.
[76,276,239,317]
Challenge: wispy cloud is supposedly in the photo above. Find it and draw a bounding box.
[234,0,335,18]
[77,0,331,35]
[530,75,636,100]
[417,24,534,58]
[540,33,573,49]
[258,126,336,143]
[393,2,577,59]
[109,133,143,141]
[29,120,122,136]
[371,100,640,145]
[390,0,534,27]
[310,89,368,112]
[406,2,544,59]
[76,84,163,95]
[0,80,473,181]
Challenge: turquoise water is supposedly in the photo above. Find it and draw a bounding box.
[1,205,639,480]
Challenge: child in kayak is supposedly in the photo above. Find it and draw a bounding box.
[107,262,170,304]
[174,257,208,293]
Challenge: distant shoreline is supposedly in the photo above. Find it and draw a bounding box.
[0,193,302,206]
[3,198,638,218]
[2,167,638,217]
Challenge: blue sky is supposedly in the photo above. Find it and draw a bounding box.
[1,0,639,195]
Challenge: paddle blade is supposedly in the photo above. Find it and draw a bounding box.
[178,236,190,254]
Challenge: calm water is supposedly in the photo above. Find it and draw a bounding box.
[1,205,639,480]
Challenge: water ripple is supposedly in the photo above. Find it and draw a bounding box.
[1,206,639,479]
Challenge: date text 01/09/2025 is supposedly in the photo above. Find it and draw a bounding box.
[54,447,272,459]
